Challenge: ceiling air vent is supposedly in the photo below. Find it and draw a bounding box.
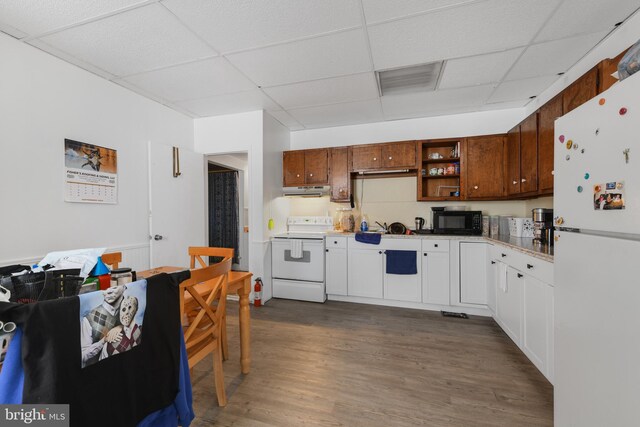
[376,62,444,96]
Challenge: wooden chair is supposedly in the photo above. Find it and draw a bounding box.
[102,252,122,269]
[189,246,234,269]
[188,247,234,360]
[180,258,232,407]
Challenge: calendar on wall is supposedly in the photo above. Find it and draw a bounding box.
[64,139,118,204]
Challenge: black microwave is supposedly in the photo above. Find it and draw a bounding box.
[432,210,482,235]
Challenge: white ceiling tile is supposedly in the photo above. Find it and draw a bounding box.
[536,0,640,42]
[263,73,378,110]
[0,0,149,36]
[288,99,383,128]
[506,32,609,81]
[162,0,362,53]
[487,75,559,104]
[381,85,494,119]
[176,89,278,117]
[439,48,524,89]
[119,58,256,102]
[38,4,216,77]
[227,29,372,87]
[268,110,305,130]
[362,0,479,24]
[367,0,561,70]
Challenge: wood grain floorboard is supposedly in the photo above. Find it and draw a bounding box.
[190,299,553,426]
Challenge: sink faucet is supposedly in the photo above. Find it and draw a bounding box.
[375,221,388,233]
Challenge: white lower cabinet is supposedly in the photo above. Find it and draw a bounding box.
[325,246,347,295]
[422,251,450,305]
[384,250,421,302]
[348,248,383,298]
[496,266,524,346]
[460,242,488,305]
[523,274,554,382]
[486,258,498,314]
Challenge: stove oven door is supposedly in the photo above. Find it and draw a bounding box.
[271,238,325,282]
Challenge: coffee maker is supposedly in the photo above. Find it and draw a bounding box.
[532,208,554,245]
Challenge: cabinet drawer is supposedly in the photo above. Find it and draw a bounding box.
[512,253,553,285]
[421,239,450,252]
[348,237,421,251]
[326,236,347,249]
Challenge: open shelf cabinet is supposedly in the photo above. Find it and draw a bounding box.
[417,139,464,201]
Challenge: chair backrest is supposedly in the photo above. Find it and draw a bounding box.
[180,258,232,345]
[102,252,122,270]
[188,247,234,269]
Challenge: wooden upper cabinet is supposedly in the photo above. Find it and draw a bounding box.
[465,135,505,199]
[304,149,329,185]
[283,150,305,187]
[563,67,599,114]
[329,147,350,202]
[505,125,521,196]
[538,94,562,194]
[599,48,629,93]
[381,141,417,169]
[351,145,381,171]
[519,113,538,194]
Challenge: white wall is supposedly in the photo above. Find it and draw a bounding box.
[0,33,195,268]
[194,111,291,302]
[290,108,525,149]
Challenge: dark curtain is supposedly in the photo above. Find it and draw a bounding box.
[208,170,239,264]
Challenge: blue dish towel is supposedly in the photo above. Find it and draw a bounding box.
[354,232,382,245]
[385,250,417,275]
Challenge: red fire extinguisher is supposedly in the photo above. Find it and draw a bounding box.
[253,277,263,307]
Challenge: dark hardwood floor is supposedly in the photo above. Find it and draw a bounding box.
[190,299,553,426]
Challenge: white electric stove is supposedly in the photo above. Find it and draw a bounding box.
[271,216,333,302]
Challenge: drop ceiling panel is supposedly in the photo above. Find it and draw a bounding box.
[362,0,479,24]
[162,0,362,54]
[38,4,216,77]
[481,99,531,111]
[120,58,256,102]
[0,0,149,36]
[268,110,305,131]
[439,48,524,89]
[263,73,378,110]
[381,84,494,119]
[176,89,278,117]
[288,99,383,128]
[535,0,640,42]
[506,32,608,81]
[367,0,561,70]
[227,29,372,87]
[487,75,559,104]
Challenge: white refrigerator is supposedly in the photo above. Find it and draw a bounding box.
[554,71,640,426]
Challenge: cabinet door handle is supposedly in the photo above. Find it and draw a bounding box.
[517,273,524,279]
[473,185,478,190]
[325,249,329,252]
[309,173,313,177]
[521,178,527,183]
[434,244,438,247]
[373,157,377,161]
[334,241,338,244]
[551,170,555,176]
[423,253,428,256]
[527,264,533,269]
[388,156,392,160]
[501,253,507,257]
[379,251,383,254]
[491,261,496,264]
[512,180,518,185]
[296,174,300,177]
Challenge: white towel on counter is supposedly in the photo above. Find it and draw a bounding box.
[290,239,303,259]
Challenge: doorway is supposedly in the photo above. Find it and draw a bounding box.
[207,154,249,271]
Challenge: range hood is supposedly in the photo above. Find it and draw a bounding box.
[283,186,330,197]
